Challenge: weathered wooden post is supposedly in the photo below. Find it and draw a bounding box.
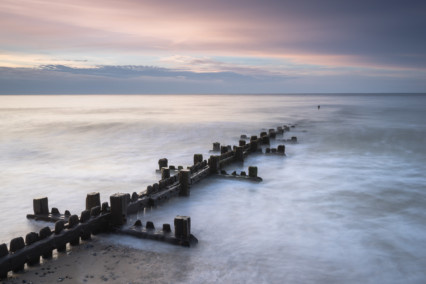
[161,167,170,180]
[262,136,270,145]
[213,142,220,151]
[235,146,244,162]
[179,169,191,196]
[174,216,191,239]
[278,145,286,154]
[208,155,220,174]
[269,129,276,139]
[250,140,258,152]
[101,202,109,213]
[131,192,138,202]
[39,227,53,258]
[86,192,100,211]
[277,126,283,134]
[248,166,258,178]
[163,224,171,233]
[80,210,91,240]
[158,158,168,170]
[193,154,203,165]
[25,232,40,265]
[146,221,155,230]
[55,220,67,252]
[10,237,25,272]
[110,193,129,226]
[220,145,228,154]
[67,215,80,246]
[291,136,297,143]
[146,185,154,195]
[91,206,101,217]
[153,183,159,193]
[239,140,246,146]
[33,197,49,215]
[0,244,8,278]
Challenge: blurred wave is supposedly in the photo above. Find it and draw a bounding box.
[1,94,425,283]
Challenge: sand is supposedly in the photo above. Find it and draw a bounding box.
[1,237,197,284]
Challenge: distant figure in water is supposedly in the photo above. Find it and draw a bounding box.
[318,105,320,110]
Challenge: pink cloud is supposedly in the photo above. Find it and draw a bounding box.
[1,0,425,73]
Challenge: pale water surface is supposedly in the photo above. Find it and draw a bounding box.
[1,94,426,283]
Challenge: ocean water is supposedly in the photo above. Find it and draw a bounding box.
[0,94,426,283]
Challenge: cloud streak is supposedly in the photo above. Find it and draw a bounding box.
[1,64,424,94]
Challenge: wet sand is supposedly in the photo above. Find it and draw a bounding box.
[1,237,196,284]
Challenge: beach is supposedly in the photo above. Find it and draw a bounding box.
[2,237,196,284]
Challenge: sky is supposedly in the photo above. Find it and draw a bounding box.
[1,0,425,94]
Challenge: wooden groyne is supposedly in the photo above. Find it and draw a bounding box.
[0,124,297,279]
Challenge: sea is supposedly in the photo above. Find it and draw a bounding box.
[0,94,425,283]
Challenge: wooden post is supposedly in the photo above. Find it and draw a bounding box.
[179,169,191,196]
[101,202,109,213]
[33,197,49,215]
[10,237,25,272]
[161,167,170,180]
[25,232,40,265]
[55,220,67,252]
[174,216,191,238]
[235,146,244,162]
[110,193,128,226]
[213,142,220,151]
[86,192,100,211]
[163,224,171,233]
[278,145,285,154]
[248,166,258,178]
[39,227,53,258]
[0,244,8,258]
[193,154,203,165]
[158,158,168,170]
[91,206,101,217]
[67,215,80,246]
[0,244,8,279]
[220,145,228,154]
[239,140,246,146]
[262,136,270,145]
[208,155,220,174]
[146,221,155,230]
[80,210,91,240]
[250,140,258,152]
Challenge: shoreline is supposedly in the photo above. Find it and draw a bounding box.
[2,236,196,284]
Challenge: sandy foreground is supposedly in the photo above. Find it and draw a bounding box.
[2,236,199,284]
